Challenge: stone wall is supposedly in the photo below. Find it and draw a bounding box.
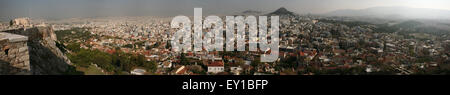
[2,27,57,42]
[1,26,72,75]
[0,32,31,75]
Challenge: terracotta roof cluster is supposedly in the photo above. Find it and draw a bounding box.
[208,61,224,67]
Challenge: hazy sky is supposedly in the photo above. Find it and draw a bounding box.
[1,0,450,18]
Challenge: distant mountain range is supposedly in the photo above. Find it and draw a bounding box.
[326,6,450,20]
[234,10,264,16]
[235,7,297,16]
[242,10,263,15]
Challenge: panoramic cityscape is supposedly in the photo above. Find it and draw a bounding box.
[1,0,450,75]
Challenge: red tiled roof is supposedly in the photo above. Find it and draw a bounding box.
[333,49,345,53]
[289,53,297,57]
[106,49,116,54]
[187,52,194,56]
[208,61,224,67]
[299,51,305,56]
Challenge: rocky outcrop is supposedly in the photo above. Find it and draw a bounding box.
[1,26,72,75]
[10,18,31,27]
[267,7,296,16]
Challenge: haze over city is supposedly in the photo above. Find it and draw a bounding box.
[1,0,450,20]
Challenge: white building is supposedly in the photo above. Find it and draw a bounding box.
[207,61,224,74]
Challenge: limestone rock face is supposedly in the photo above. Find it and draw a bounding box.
[27,27,72,75]
[10,18,31,26]
[2,26,72,75]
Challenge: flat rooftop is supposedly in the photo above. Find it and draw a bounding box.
[0,32,28,43]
